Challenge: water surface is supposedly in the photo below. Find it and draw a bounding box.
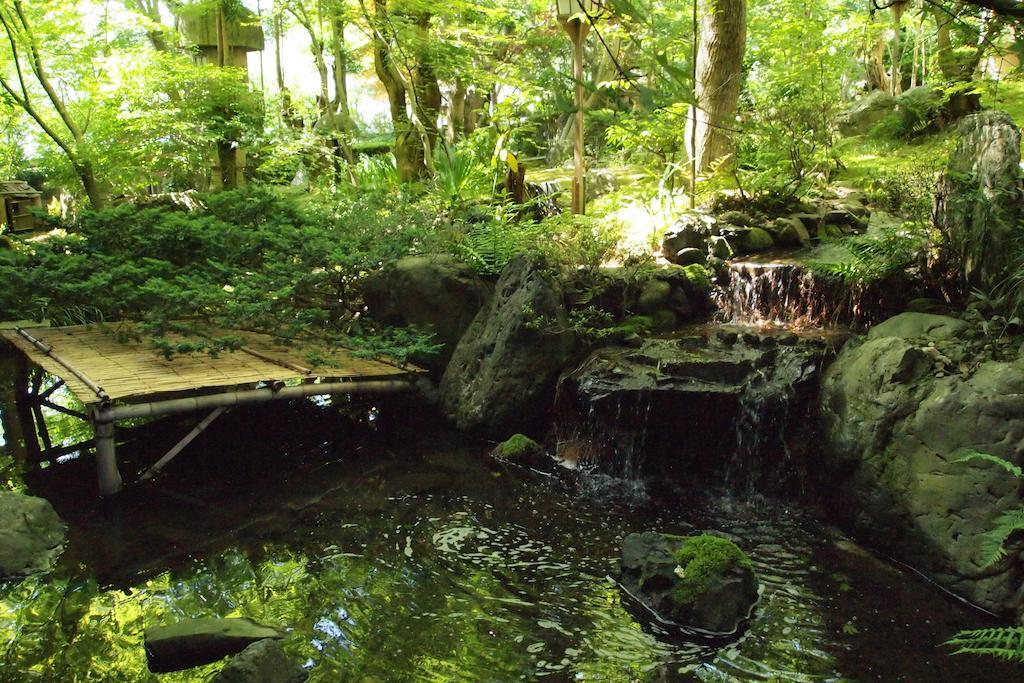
[0,355,1016,682]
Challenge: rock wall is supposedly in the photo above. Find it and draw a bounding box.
[934,110,1023,286]
[821,312,1024,616]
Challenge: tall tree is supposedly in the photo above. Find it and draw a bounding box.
[691,0,746,172]
[0,0,104,208]
[363,0,428,181]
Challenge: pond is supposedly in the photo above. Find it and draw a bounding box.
[0,352,1016,682]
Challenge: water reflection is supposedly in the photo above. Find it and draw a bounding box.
[0,352,1016,682]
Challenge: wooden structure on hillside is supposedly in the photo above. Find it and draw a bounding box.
[2,325,422,495]
[0,180,43,233]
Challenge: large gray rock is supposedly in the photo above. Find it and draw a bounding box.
[145,617,285,673]
[866,311,968,341]
[213,640,307,683]
[839,90,897,135]
[934,111,1023,286]
[821,312,1024,615]
[662,213,715,262]
[0,491,65,577]
[439,256,574,436]
[362,254,491,374]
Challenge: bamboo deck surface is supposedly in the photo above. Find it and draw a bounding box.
[1,324,420,407]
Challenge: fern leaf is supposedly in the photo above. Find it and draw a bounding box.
[955,451,1024,479]
[976,508,1024,567]
[947,627,1024,662]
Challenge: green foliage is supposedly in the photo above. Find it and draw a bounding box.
[955,451,1024,567]
[450,217,544,276]
[947,628,1024,663]
[733,0,857,198]
[670,534,754,607]
[356,154,403,192]
[432,144,487,208]
[862,169,936,222]
[0,187,443,362]
[450,210,620,277]
[808,226,929,286]
[947,451,1024,663]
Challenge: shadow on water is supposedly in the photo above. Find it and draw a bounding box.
[0,353,1019,682]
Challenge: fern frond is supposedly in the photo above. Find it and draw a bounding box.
[975,508,1024,567]
[947,627,1024,662]
[955,451,1024,479]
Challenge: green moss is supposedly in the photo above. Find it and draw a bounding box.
[494,434,540,460]
[649,309,677,331]
[670,534,754,607]
[602,315,652,338]
[680,264,712,293]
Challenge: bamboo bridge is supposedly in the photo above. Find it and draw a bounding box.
[1,324,423,495]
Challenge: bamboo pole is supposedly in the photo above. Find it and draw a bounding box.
[15,327,109,402]
[95,420,122,495]
[140,406,227,481]
[93,379,414,422]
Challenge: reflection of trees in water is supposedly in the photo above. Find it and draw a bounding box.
[0,494,667,681]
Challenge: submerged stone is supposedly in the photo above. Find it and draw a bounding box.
[213,639,307,683]
[620,531,758,634]
[144,617,285,673]
[0,491,66,578]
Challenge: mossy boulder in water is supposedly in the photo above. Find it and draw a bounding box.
[491,434,545,467]
[0,491,66,578]
[619,531,758,634]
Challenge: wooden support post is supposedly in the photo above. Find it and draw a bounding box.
[140,407,227,481]
[12,357,40,460]
[94,420,123,496]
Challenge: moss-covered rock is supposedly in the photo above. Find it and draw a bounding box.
[736,227,775,254]
[619,531,758,634]
[669,535,755,612]
[491,434,545,467]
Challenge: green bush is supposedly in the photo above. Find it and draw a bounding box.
[0,187,443,360]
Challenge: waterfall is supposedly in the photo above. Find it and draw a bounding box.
[714,261,848,328]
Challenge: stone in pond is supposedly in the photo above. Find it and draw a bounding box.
[145,617,285,673]
[0,491,66,578]
[213,639,307,683]
[491,434,546,468]
[619,531,758,634]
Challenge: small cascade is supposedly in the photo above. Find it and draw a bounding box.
[714,260,848,328]
[726,345,819,492]
[553,332,833,495]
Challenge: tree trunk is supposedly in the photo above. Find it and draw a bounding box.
[889,1,907,95]
[77,161,105,210]
[690,0,746,173]
[932,6,960,79]
[412,13,441,168]
[330,11,356,173]
[448,78,467,143]
[372,0,426,181]
[866,33,891,93]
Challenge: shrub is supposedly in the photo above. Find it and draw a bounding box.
[0,187,444,360]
